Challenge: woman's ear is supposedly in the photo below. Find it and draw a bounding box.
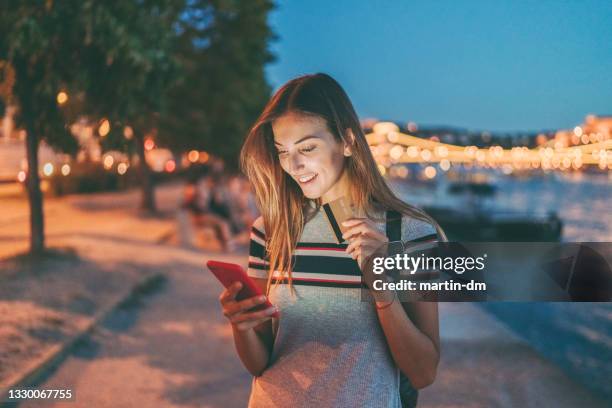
[343,128,355,157]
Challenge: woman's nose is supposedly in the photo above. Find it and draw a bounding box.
[288,152,305,174]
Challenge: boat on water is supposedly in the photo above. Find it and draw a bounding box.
[424,205,563,241]
[421,175,563,241]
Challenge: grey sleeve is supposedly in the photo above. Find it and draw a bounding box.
[387,217,440,301]
[386,216,437,255]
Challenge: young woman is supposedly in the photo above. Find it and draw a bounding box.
[218,73,444,407]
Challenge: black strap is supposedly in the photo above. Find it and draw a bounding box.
[322,203,344,243]
[385,209,419,408]
[385,209,402,242]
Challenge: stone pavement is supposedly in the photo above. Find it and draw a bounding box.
[17,241,251,408]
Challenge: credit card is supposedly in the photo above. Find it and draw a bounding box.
[322,196,362,243]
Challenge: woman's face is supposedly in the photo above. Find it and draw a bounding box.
[272,112,350,202]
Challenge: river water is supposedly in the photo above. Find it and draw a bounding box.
[390,170,612,241]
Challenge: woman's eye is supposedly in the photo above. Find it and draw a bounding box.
[300,145,316,153]
[276,150,288,156]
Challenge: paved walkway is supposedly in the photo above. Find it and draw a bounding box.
[19,242,251,408]
[419,303,608,407]
[0,182,182,260]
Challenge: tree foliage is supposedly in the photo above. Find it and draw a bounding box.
[158,0,276,168]
[0,0,275,251]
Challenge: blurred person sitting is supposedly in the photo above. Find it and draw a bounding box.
[224,175,260,246]
[182,171,237,251]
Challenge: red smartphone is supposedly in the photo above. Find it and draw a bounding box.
[206,260,279,318]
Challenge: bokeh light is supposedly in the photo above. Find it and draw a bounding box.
[43,163,54,176]
[61,164,71,176]
[103,155,114,169]
[98,119,111,137]
[188,150,200,163]
[165,160,176,172]
[144,138,155,151]
[56,91,68,105]
[117,162,128,175]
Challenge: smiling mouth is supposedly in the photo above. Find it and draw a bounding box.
[297,173,317,185]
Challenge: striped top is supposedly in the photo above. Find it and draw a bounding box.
[246,204,437,408]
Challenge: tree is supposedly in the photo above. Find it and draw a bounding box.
[0,1,85,254]
[0,0,275,253]
[78,1,182,212]
[0,0,181,252]
[158,0,276,169]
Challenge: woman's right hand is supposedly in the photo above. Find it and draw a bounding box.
[219,281,278,331]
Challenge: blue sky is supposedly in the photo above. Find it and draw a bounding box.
[265,0,612,132]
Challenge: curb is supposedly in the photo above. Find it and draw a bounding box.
[0,272,167,405]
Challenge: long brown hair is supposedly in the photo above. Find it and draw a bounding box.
[240,73,446,295]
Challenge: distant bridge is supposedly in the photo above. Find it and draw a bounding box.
[366,122,611,171]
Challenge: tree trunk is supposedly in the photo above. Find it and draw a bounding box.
[25,123,45,254]
[135,131,156,212]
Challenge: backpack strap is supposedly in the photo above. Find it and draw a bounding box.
[385,209,419,408]
[385,209,402,242]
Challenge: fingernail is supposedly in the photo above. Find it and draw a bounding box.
[259,295,266,301]
[267,307,276,314]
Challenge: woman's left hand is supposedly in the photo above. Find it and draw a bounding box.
[342,218,389,271]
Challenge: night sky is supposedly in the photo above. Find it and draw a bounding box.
[266,0,612,132]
